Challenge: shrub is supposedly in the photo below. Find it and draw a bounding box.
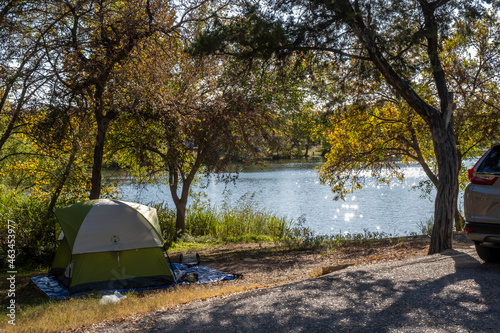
[417,216,434,236]
[0,187,58,268]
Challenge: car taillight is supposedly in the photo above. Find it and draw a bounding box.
[464,227,475,234]
[468,148,498,185]
[468,168,475,181]
[469,170,498,185]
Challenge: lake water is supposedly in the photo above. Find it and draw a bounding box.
[113,159,439,237]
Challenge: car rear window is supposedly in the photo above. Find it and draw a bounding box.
[477,145,500,174]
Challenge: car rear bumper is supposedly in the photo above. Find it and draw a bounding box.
[465,221,500,246]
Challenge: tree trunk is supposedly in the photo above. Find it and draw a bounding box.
[0,79,28,151]
[167,153,203,236]
[411,127,464,232]
[0,107,21,152]
[170,180,191,235]
[168,166,191,235]
[175,200,187,236]
[89,114,111,200]
[337,0,459,253]
[428,118,459,254]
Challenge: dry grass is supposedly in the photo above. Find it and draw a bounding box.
[2,283,266,333]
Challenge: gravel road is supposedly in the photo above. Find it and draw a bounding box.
[88,248,500,332]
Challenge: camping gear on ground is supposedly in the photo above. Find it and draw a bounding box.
[179,272,199,282]
[179,253,200,266]
[49,199,175,294]
[33,263,239,300]
[100,291,127,305]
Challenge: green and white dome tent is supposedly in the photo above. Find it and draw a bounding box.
[50,199,175,294]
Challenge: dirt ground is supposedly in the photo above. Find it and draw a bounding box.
[169,233,474,288]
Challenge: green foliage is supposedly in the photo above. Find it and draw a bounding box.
[319,102,419,200]
[188,4,290,61]
[153,202,178,249]
[281,215,322,250]
[316,10,500,201]
[281,214,394,250]
[0,186,59,268]
[417,216,434,236]
[155,194,291,248]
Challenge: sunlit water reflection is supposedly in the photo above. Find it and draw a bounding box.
[116,160,440,236]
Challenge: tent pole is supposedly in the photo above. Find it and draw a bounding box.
[165,252,177,284]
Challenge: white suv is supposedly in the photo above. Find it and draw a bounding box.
[464,143,500,262]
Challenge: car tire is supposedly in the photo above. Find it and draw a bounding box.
[475,243,500,263]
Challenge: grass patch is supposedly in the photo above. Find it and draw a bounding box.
[279,215,396,250]
[156,193,292,248]
[417,216,434,236]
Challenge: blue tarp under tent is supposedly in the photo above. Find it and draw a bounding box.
[32,263,238,300]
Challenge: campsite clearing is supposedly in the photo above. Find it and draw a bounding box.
[0,233,472,332]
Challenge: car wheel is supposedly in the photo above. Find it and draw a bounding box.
[475,243,500,263]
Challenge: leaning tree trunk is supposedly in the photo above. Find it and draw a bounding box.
[46,144,78,218]
[428,117,459,254]
[335,0,459,254]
